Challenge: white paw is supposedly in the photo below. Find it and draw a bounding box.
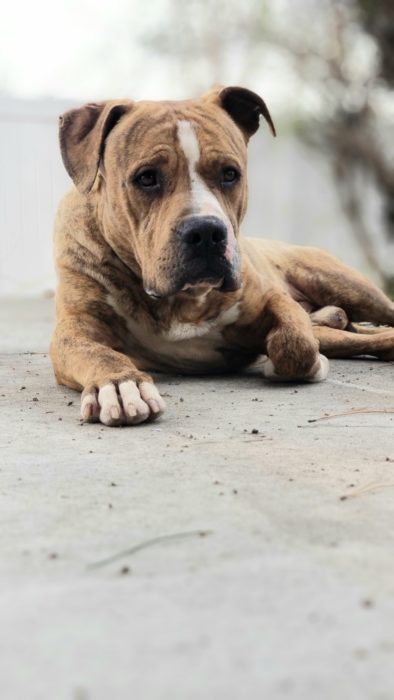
[259,356,279,381]
[258,353,329,383]
[307,353,329,383]
[81,380,166,426]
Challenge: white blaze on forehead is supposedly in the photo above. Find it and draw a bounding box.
[177,119,200,165]
[176,119,226,219]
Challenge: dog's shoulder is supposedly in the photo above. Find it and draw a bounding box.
[54,188,100,248]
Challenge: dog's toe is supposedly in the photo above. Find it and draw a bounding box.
[98,383,124,426]
[81,388,100,422]
[118,380,150,424]
[139,381,166,419]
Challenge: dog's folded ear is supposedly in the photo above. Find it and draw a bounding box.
[208,86,276,140]
[59,100,132,193]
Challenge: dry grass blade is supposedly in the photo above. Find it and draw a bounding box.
[309,408,394,423]
[340,481,394,500]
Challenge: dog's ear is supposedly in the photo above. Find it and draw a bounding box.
[207,86,276,140]
[59,100,132,193]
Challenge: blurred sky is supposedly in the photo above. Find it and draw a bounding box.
[2,0,391,122]
[0,0,309,109]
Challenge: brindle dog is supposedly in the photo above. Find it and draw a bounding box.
[50,86,394,426]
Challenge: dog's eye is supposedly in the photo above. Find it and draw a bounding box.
[134,169,160,190]
[221,167,240,186]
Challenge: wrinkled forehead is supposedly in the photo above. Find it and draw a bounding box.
[112,101,247,168]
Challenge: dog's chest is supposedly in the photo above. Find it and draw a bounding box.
[108,294,240,372]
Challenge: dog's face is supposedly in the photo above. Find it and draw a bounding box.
[59,87,275,298]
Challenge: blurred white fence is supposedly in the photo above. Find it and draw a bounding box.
[0,96,392,297]
[0,97,73,296]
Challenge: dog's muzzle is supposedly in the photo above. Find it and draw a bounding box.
[176,215,240,292]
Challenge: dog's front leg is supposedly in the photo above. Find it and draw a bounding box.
[50,317,165,426]
[260,291,329,382]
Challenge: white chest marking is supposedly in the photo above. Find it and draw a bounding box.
[176,120,226,219]
[107,293,240,371]
[164,302,241,342]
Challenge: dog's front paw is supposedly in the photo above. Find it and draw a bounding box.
[260,353,329,383]
[80,379,166,426]
[266,326,323,380]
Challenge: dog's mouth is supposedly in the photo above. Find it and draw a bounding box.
[145,258,241,300]
[181,247,242,291]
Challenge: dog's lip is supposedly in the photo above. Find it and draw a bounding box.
[181,278,223,292]
[144,287,163,300]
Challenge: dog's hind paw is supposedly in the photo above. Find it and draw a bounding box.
[259,353,329,383]
[81,380,166,426]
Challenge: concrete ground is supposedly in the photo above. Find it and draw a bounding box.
[1,298,394,700]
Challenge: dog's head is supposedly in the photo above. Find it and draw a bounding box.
[59,87,275,298]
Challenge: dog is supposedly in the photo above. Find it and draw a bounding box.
[50,86,394,426]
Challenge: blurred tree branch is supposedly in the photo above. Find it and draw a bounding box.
[262,0,394,293]
[359,0,394,87]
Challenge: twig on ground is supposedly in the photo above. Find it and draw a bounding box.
[87,529,212,570]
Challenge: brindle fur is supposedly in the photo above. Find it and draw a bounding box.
[51,86,394,426]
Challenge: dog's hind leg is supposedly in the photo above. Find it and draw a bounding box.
[350,323,394,335]
[310,306,349,329]
[313,325,394,361]
[287,247,394,326]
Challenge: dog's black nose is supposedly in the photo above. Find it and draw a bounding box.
[177,216,227,251]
